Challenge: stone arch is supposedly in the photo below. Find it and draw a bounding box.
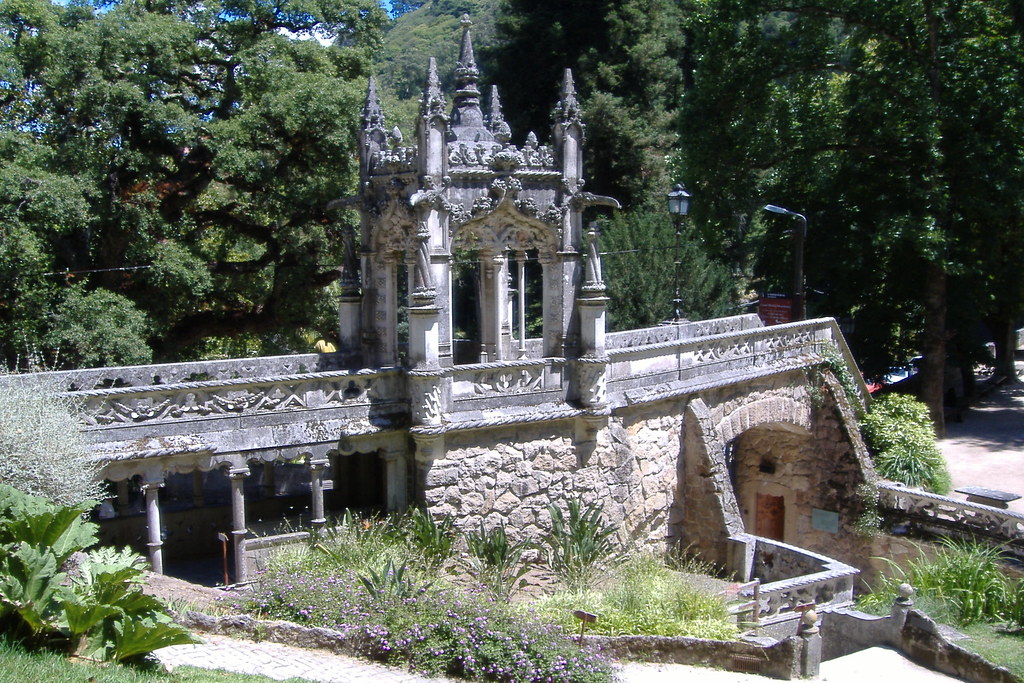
[674,397,743,568]
[450,202,558,362]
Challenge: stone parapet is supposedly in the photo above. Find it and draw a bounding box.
[879,482,1024,560]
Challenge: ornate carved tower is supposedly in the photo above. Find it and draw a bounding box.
[351,16,617,415]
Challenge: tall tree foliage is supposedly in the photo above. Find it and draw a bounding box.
[679,1,1024,430]
[489,0,736,329]
[0,0,385,368]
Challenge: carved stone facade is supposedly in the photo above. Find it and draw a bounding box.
[2,21,881,591]
[348,15,618,379]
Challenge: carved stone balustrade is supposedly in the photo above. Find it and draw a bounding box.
[734,535,859,626]
[608,317,869,408]
[878,482,1024,560]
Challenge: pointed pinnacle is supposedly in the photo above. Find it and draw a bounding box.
[420,57,446,117]
[362,76,385,130]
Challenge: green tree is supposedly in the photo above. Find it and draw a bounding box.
[0,0,386,368]
[678,1,1024,431]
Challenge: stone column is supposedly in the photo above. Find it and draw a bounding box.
[116,479,131,516]
[228,466,250,584]
[382,448,409,513]
[309,457,328,532]
[141,480,165,574]
[515,250,527,357]
[192,470,205,508]
[260,462,276,499]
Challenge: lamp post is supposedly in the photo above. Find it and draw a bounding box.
[763,204,807,321]
[666,184,691,322]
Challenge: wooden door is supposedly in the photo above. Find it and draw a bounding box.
[755,493,785,541]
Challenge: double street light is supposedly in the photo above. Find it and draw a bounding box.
[763,204,808,322]
[666,184,691,322]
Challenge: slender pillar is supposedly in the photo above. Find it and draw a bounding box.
[261,462,276,498]
[141,480,165,574]
[228,467,250,584]
[516,251,527,357]
[382,449,409,512]
[192,470,205,507]
[309,458,328,531]
[116,479,131,516]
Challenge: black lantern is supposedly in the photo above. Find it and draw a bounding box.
[666,184,691,216]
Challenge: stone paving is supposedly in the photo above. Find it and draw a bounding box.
[155,631,958,682]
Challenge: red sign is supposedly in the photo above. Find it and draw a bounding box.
[758,296,792,326]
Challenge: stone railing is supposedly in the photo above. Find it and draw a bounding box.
[61,367,406,430]
[4,352,348,393]
[732,535,858,626]
[450,357,567,405]
[878,482,1024,559]
[607,317,869,408]
[605,314,762,350]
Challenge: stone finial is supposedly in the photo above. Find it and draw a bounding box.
[488,86,512,143]
[420,57,447,119]
[526,131,539,148]
[455,14,478,78]
[362,77,385,131]
[389,126,404,146]
[554,68,583,126]
[450,15,486,133]
[897,582,915,605]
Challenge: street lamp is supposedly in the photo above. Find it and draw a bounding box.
[666,184,691,322]
[763,204,808,321]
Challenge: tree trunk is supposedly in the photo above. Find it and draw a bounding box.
[989,314,1021,383]
[920,261,947,435]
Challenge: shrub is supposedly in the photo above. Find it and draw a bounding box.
[249,559,612,682]
[533,552,736,640]
[540,499,619,593]
[861,538,1013,626]
[861,394,951,493]
[403,507,456,570]
[0,484,197,661]
[0,376,102,506]
[464,520,530,602]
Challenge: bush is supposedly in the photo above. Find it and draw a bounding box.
[464,520,530,602]
[0,484,197,661]
[249,556,612,682]
[0,376,102,506]
[539,499,619,593]
[533,552,736,640]
[860,538,1014,626]
[861,394,951,493]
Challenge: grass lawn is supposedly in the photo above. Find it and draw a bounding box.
[0,638,307,683]
[958,624,1024,681]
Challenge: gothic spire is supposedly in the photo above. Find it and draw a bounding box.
[455,14,478,80]
[362,77,385,131]
[450,15,487,137]
[420,57,446,119]
[488,85,511,143]
[554,68,583,126]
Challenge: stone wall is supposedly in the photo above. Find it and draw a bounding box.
[674,370,876,573]
[420,406,682,545]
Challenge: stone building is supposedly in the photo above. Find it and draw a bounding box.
[12,19,877,593]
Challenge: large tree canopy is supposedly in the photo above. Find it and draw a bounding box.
[678,1,1024,430]
[0,0,385,367]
